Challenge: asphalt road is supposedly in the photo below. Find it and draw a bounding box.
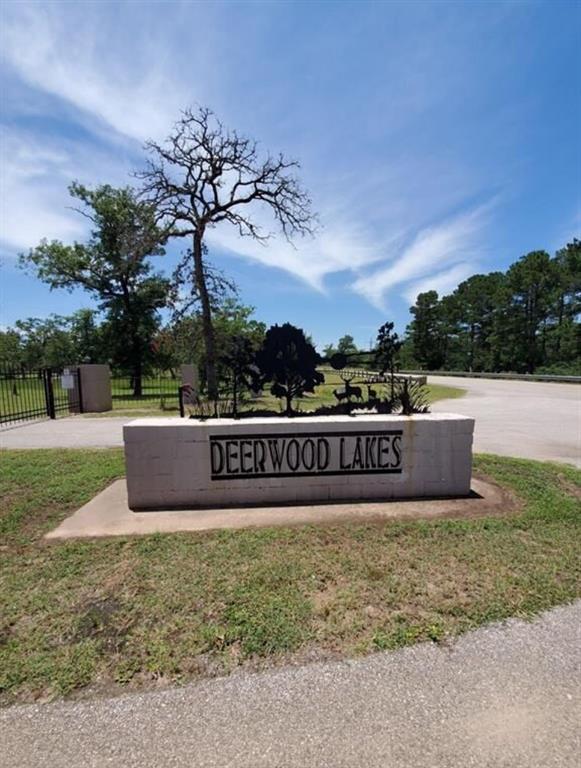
[430,376,580,466]
[1,376,579,466]
[2,602,580,768]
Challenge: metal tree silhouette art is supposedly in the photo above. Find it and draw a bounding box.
[253,323,324,416]
[375,321,402,399]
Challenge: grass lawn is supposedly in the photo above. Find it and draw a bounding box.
[3,369,465,422]
[1,448,578,705]
[89,370,465,418]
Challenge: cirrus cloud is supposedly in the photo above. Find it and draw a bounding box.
[353,203,493,310]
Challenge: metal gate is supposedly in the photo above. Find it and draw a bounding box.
[0,366,84,427]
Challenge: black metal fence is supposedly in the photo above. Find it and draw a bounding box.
[110,370,180,412]
[0,366,83,427]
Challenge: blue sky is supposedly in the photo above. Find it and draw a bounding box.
[1,0,579,349]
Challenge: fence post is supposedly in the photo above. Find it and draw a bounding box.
[44,368,56,419]
[76,367,85,413]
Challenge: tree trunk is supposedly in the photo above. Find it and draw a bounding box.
[232,374,238,417]
[555,293,565,356]
[192,231,218,400]
[132,355,143,398]
[469,323,475,372]
[130,330,143,397]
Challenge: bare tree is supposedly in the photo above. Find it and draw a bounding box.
[136,107,316,400]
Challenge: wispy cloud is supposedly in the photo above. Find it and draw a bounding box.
[0,3,187,142]
[207,207,395,291]
[0,1,508,316]
[402,262,476,304]
[0,127,130,254]
[0,129,82,253]
[353,203,492,310]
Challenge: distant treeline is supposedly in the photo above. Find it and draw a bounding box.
[400,241,580,375]
[0,300,266,379]
[2,242,579,379]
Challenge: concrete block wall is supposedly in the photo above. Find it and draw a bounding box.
[124,414,474,510]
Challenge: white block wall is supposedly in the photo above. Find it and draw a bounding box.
[124,414,474,510]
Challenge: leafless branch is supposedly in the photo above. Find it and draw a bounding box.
[135,106,317,243]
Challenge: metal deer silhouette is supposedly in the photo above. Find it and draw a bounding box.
[334,375,363,403]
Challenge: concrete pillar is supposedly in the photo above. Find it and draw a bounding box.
[180,364,199,395]
[77,364,112,413]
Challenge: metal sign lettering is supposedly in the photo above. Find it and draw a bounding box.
[209,430,403,480]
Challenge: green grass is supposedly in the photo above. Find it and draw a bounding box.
[246,369,464,413]
[3,370,464,421]
[101,369,466,418]
[1,449,578,705]
[98,377,464,418]
[423,383,465,402]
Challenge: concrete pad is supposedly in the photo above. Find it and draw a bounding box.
[45,476,513,540]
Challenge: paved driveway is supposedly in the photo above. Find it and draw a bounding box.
[430,376,580,466]
[2,602,580,768]
[1,377,579,466]
[0,417,128,449]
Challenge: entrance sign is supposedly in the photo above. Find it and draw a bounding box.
[209,430,403,480]
[123,415,474,511]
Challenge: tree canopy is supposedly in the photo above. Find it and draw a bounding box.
[20,184,170,393]
[0,311,104,370]
[402,240,580,374]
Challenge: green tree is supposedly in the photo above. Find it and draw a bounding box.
[1,313,105,369]
[396,338,419,370]
[546,239,581,366]
[68,309,104,363]
[219,334,257,416]
[254,323,324,415]
[21,184,170,395]
[504,251,557,373]
[336,334,358,355]
[138,106,315,400]
[322,343,337,360]
[212,299,265,403]
[407,291,445,369]
[402,241,579,375]
[159,298,266,395]
[14,316,75,369]
[448,272,506,371]
[0,328,23,368]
